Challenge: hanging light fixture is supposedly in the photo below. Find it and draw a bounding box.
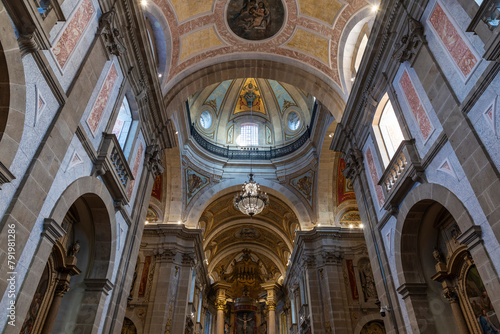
[233,80,269,217]
[234,173,269,216]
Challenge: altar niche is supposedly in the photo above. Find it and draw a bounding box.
[235,311,257,334]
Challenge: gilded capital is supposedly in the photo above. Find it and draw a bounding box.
[215,299,226,310]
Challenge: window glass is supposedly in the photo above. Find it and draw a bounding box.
[378,100,404,160]
[240,123,258,146]
[354,34,369,73]
[287,111,301,131]
[33,0,53,19]
[200,110,212,129]
[112,97,133,148]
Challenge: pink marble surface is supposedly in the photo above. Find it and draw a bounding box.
[365,147,384,208]
[429,3,477,77]
[153,0,368,88]
[128,143,144,199]
[87,65,118,134]
[53,0,95,68]
[400,70,433,141]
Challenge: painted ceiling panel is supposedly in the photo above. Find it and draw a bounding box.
[169,0,214,22]
[299,0,343,25]
[203,80,233,115]
[267,80,297,114]
[285,28,330,64]
[179,26,224,60]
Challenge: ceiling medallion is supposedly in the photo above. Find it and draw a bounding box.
[226,0,285,41]
[233,173,269,216]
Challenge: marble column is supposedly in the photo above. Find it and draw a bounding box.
[214,282,231,334]
[41,279,70,333]
[444,289,468,334]
[262,283,278,334]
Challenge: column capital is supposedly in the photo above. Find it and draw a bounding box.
[266,300,277,311]
[215,299,226,310]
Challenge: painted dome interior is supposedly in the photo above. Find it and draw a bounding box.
[187,78,316,148]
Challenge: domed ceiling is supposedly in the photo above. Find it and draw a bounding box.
[188,78,315,147]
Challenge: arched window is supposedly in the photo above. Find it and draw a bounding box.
[372,94,405,166]
[112,96,138,158]
[240,123,258,146]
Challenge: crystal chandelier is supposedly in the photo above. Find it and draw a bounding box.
[233,82,269,216]
[234,173,269,216]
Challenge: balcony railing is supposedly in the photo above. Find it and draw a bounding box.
[378,139,424,209]
[186,101,317,160]
[94,133,134,203]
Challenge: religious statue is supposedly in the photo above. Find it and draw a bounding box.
[359,261,377,301]
[68,240,80,257]
[237,313,252,334]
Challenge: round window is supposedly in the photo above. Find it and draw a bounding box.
[287,111,301,131]
[200,110,212,129]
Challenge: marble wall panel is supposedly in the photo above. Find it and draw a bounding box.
[52,0,95,69]
[86,65,118,135]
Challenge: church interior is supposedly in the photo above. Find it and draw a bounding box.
[0,0,499,333]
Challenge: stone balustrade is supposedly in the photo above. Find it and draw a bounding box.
[94,133,134,204]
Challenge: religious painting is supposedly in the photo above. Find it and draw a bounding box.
[337,158,356,204]
[346,259,359,300]
[151,174,162,201]
[138,256,151,297]
[235,311,257,334]
[146,207,158,223]
[360,320,385,334]
[358,259,377,302]
[235,79,266,114]
[20,264,50,333]
[226,0,285,41]
[185,167,210,204]
[465,265,500,332]
[339,210,362,229]
[235,227,261,239]
[290,170,314,207]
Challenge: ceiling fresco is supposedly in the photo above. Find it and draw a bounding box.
[148,0,370,89]
[227,0,285,40]
[199,192,299,277]
[188,78,314,147]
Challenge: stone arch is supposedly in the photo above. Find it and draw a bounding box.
[184,179,313,229]
[353,314,386,334]
[0,1,27,176]
[394,182,500,333]
[394,183,476,286]
[208,243,287,274]
[48,176,117,279]
[162,59,346,124]
[122,315,141,334]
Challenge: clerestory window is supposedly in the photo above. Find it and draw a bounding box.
[373,94,405,166]
[240,123,258,146]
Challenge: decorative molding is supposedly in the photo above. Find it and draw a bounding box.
[396,282,428,299]
[0,161,15,190]
[145,144,165,177]
[18,31,39,57]
[84,278,114,295]
[437,158,458,180]
[392,16,425,65]
[98,8,126,58]
[457,225,483,251]
[42,218,66,245]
